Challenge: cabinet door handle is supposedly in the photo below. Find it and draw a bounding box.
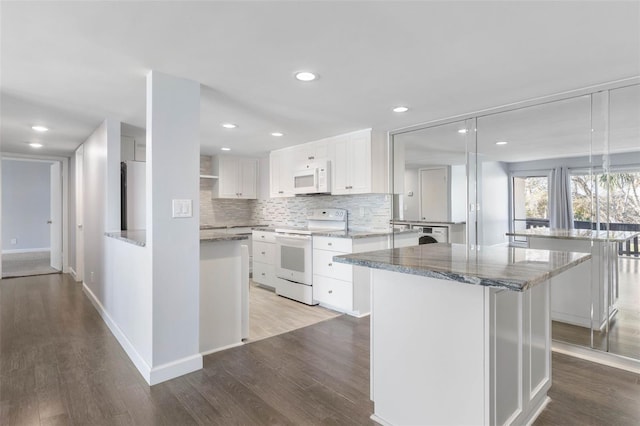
[328,263,332,267]
[328,290,333,294]
[308,156,314,160]
[261,272,266,276]
[261,251,266,255]
[327,242,332,246]
[278,191,284,194]
[261,236,265,239]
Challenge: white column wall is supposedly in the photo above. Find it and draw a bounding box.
[146,71,201,375]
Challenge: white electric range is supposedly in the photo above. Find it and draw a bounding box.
[274,208,347,305]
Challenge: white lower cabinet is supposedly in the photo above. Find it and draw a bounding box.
[252,230,276,289]
[313,276,353,311]
[313,235,387,316]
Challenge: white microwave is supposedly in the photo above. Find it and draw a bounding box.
[293,161,331,194]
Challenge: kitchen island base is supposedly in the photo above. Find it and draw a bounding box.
[370,269,551,426]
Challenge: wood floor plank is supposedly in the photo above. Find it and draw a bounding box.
[2,273,640,426]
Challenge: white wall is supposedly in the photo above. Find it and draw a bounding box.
[147,71,201,377]
[403,168,420,220]
[1,159,51,251]
[479,161,510,246]
[83,120,120,301]
[450,164,467,223]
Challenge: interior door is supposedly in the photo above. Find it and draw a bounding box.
[50,162,62,270]
[420,168,448,222]
[75,146,84,282]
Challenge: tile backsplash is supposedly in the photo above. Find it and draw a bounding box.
[200,156,391,230]
[251,194,391,230]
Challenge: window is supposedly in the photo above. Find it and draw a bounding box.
[512,175,550,242]
[571,169,640,256]
[571,170,640,227]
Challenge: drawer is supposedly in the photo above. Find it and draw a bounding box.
[253,230,276,243]
[253,241,275,264]
[313,249,352,281]
[313,236,352,253]
[313,275,352,311]
[253,262,275,287]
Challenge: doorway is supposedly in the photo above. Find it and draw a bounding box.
[1,158,63,278]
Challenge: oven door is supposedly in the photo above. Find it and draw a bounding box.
[275,234,313,285]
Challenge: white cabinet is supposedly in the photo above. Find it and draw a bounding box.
[292,140,328,163]
[330,129,387,195]
[212,156,257,199]
[121,136,146,162]
[269,149,295,198]
[268,128,387,198]
[252,230,276,289]
[312,235,387,316]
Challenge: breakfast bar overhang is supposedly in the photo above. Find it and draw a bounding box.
[334,243,591,426]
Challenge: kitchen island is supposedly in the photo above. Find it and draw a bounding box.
[200,231,250,354]
[334,243,590,426]
[507,228,640,330]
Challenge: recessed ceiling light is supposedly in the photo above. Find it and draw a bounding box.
[295,71,317,82]
[221,123,237,129]
[458,129,468,134]
[29,142,43,148]
[221,147,231,151]
[271,132,284,137]
[496,141,508,145]
[32,125,48,132]
[393,106,409,113]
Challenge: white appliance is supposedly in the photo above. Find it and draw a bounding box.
[293,161,331,195]
[121,161,146,230]
[411,224,449,244]
[274,208,347,304]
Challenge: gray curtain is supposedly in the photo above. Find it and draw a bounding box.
[549,167,574,229]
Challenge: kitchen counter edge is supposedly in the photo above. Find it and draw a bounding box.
[333,244,591,292]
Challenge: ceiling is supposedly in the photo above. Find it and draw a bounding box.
[398,84,640,166]
[2,1,639,158]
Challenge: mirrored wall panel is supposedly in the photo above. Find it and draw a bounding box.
[390,83,640,361]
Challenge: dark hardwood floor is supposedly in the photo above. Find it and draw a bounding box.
[1,273,639,425]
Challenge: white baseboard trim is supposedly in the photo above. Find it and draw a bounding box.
[526,396,551,426]
[552,340,640,374]
[82,282,204,386]
[2,247,50,254]
[370,414,393,426]
[149,354,203,386]
[200,341,244,357]
[82,282,153,384]
[69,267,78,281]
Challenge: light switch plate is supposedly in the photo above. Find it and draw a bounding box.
[172,199,193,218]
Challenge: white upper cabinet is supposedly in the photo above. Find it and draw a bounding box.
[292,140,328,163]
[268,128,387,198]
[212,156,257,199]
[270,149,295,197]
[331,129,386,195]
[121,136,146,162]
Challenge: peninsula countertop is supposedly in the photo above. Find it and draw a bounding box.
[333,243,591,291]
[255,227,420,239]
[506,228,640,242]
[392,219,466,225]
[200,230,250,242]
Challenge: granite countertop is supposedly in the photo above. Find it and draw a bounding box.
[313,228,421,239]
[506,228,640,242]
[392,219,466,225]
[200,224,269,231]
[200,230,250,242]
[105,230,146,247]
[333,243,591,292]
[257,227,420,239]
